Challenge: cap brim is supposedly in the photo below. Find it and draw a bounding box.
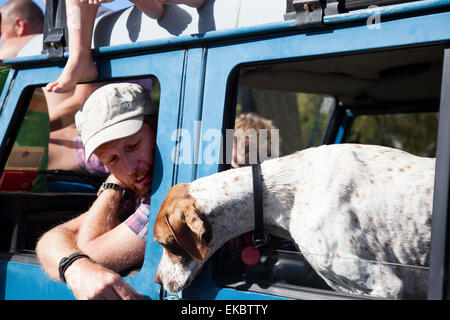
[84,116,144,162]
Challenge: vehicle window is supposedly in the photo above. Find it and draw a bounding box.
[216,87,336,294]
[235,87,333,156]
[0,78,159,259]
[344,112,438,157]
[214,45,443,299]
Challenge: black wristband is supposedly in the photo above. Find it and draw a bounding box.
[58,253,90,283]
[97,182,124,197]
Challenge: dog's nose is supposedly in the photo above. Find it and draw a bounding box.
[155,271,161,285]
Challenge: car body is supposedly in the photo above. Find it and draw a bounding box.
[0,0,449,300]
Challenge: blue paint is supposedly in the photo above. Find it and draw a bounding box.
[324,0,450,24]
[335,125,346,144]
[0,261,74,300]
[0,51,187,300]
[46,181,96,193]
[3,0,450,68]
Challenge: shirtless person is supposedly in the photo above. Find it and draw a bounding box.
[0,0,43,63]
[36,83,157,299]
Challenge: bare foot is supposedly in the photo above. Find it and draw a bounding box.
[45,51,98,93]
[130,0,164,20]
[160,0,206,8]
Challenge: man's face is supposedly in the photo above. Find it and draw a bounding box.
[95,123,156,196]
[231,137,250,168]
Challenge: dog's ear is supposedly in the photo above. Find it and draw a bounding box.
[165,205,211,262]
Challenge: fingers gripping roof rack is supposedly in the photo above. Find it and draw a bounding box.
[42,0,69,59]
[285,0,338,27]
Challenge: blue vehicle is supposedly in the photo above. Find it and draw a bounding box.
[0,0,449,300]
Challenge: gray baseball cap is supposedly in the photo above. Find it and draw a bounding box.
[75,82,156,161]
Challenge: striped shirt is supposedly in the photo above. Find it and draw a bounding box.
[119,190,151,241]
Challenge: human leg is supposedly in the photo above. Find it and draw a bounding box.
[160,0,206,8]
[130,0,207,20]
[130,0,164,20]
[45,1,98,93]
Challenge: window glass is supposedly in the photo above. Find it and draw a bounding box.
[215,45,442,299]
[235,87,333,158]
[344,113,438,157]
[217,86,335,293]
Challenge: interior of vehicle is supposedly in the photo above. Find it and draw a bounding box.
[0,77,160,272]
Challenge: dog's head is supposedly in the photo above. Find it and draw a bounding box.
[154,184,212,292]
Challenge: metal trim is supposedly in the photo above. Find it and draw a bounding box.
[427,47,450,300]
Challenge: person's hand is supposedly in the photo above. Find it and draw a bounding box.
[64,257,142,300]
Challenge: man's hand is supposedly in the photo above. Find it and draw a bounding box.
[64,257,143,300]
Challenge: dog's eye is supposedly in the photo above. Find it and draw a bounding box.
[164,242,189,260]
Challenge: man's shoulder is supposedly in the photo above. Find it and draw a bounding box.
[2,34,41,60]
[0,41,19,60]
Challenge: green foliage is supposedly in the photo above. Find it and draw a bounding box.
[346,112,438,157]
[151,77,161,109]
[236,87,438,158]
[297,93,332,149]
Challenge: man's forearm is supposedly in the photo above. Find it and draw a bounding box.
[35,211,142,300]
[36,219,82,281]
[76,187,123,259]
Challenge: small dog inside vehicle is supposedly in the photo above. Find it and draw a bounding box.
[154,144,434,298]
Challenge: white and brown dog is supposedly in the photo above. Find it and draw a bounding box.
[154,144,435,298]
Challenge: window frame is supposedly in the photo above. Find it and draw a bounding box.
[0,50,187,300]
[427,47,450,300]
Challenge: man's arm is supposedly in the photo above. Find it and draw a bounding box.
[76,175,146,272]
[0,45,19,66]
[0,35,40,63]
[63,255,142,300]
[35,213,84,280]
[44,83,104,131]
[35,183,144,299]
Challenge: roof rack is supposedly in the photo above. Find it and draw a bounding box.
[285,0,450,27]
[42,0,69,59]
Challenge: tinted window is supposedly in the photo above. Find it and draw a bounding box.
[344,113,438,157]
[214,45,442,299]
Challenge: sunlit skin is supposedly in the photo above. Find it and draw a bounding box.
[95,123,156,196]
[45,0,206,92]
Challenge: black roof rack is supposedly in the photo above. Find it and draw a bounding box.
[42,0,69,59]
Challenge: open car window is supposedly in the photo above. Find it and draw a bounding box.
[0,78,160,262]
[212,44,442,299]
